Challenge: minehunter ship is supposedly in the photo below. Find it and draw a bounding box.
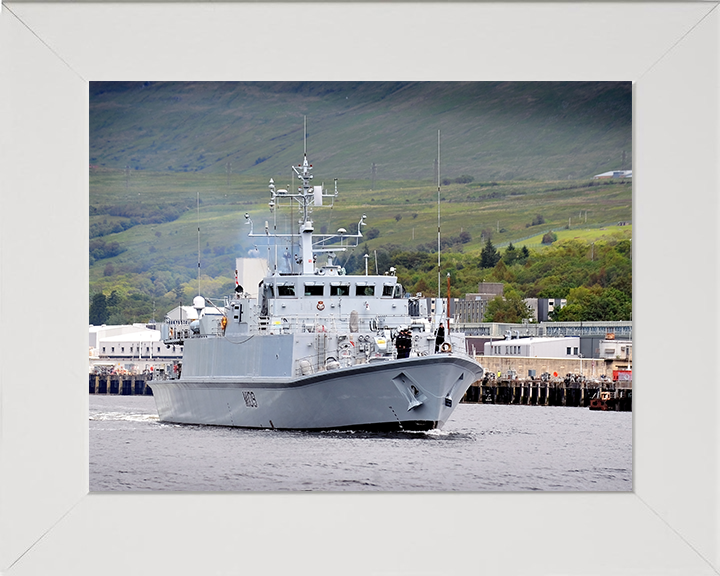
[151,146,484,431]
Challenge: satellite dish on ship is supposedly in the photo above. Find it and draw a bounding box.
[193,295,206,312]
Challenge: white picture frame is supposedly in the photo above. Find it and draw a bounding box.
[1,2,718,574]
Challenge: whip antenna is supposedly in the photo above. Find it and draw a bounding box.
[197,191,201,296]
[437,130,441,300]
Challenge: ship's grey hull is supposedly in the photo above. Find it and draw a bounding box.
[149,355,483,431]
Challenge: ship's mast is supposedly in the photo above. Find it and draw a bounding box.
[291,153,316,274]
[197,192,201,295]
[436,129,444,328]
[247,120,365,275]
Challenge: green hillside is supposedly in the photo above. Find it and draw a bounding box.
[89,170,631,290]
[90,81,631,181]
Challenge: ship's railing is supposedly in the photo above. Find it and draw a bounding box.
[162,326,191,344]
[293,346,399,377]
[254,312,427,335]
[160,315,476,364]
[160,318,224,344]
[292,332,473,377]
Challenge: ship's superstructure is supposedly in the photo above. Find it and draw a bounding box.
[151,142,483,431]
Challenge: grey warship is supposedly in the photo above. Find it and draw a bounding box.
[151,144,484,431]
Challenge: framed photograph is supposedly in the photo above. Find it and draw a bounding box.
[1,2,718,575]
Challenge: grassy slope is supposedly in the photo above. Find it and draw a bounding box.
[90,81,631,181]
[90,171,632,287]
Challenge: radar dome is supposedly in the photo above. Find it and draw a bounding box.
[193,296,206,310]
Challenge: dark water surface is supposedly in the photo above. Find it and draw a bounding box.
[90,395,632,492]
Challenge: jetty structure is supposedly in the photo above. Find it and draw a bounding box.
[149,137,484,431]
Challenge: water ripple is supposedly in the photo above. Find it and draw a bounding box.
[90,397,632,492]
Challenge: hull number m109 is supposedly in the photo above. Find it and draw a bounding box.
[243,391,258,408]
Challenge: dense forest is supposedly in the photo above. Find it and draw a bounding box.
[344,233,631,322]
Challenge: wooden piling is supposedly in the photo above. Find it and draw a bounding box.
[89,374,153,396]
[461,379,628,409]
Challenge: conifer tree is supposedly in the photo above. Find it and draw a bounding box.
[503,242,518,265]
[480,238,501,268]
[89,293,109,325]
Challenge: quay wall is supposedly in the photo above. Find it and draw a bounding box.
[464,355,632,409]
[89,374,154,396]
[476,355,631,380]
[462,379,632,410]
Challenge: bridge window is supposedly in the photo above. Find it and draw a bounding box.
[304,284,324,296]
[277,283,296,297]
[355,283,375,296]
[330,283,350,296]
[383,285,394,297]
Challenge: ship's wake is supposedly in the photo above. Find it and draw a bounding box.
[89,411,159,423]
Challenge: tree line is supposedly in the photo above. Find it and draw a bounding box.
[89,201,187,239]
[472,237,631,322]
[355,235,631,323]
[89,235,631,325]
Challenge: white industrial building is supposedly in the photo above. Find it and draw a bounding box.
[484,336,581,358]
[89,324,183,373]
[598,339,632,361]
